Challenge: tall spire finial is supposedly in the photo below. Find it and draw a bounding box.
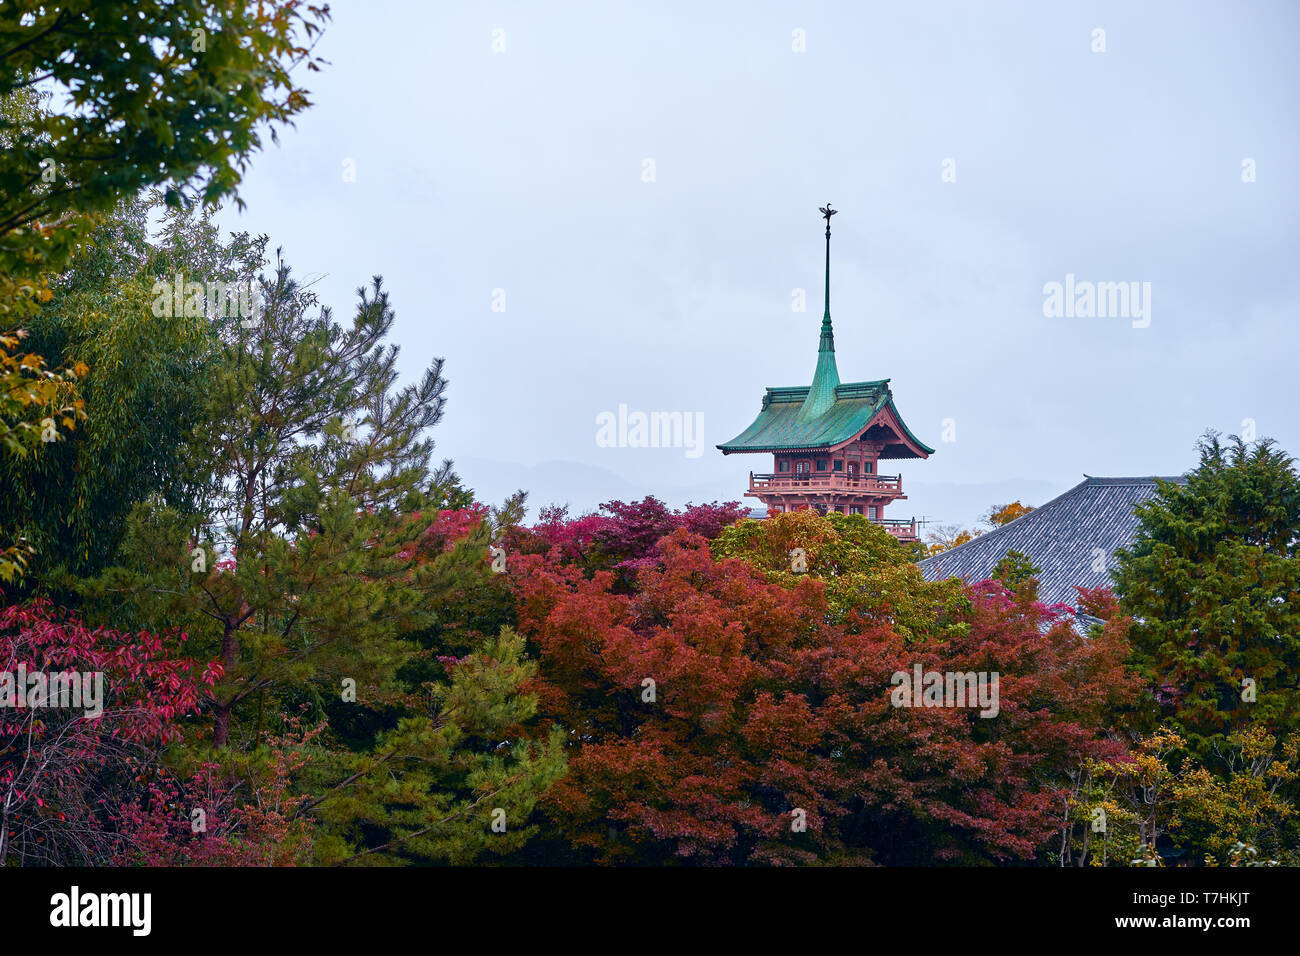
[818,203,836,321]
[801,203,841,420]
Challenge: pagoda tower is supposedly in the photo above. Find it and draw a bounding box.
[717,205,932,542]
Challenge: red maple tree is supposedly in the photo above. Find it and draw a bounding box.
[511,526,1140,864]
[0,600,219,865]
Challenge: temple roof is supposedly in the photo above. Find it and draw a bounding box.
[717,378,934,457]
[917,476,1187,607]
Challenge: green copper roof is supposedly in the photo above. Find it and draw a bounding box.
[717,379,934,457]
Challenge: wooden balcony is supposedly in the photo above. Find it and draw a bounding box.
[748,472,903,495]
[744,472,918,541]
[877,518,919,541]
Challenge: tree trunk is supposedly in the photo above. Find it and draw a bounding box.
[213,618,240,748]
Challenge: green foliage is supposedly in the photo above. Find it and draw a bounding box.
[0,197,263,582]
[992,549,1041,597]
[0,0,327,326]
[1172,727,1299,865]
[1114,432,1300,762]
[711,508,970,642]
[1,3,328,584]
[0,0,329,269]
[80,256,448,743]
[310,627,566,866]
[1063,727,1300,867]
[69,242,563,862]
[0,89,87,583]
[0,2,571,868]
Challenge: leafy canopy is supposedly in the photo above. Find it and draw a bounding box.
[1114,432,1300,762]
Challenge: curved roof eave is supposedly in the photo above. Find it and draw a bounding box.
[878,398,936,457]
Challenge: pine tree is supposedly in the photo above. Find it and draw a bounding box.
[84,253,471,747]
[78,249,565,862]
[310,626,566,866]
[1114,432,1300,762]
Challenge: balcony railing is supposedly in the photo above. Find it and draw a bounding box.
[877,518,918,540]
[748,472,903,494]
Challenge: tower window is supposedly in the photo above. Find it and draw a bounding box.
[832,460,842,471]
[816,459,828,471]
[778,460,790,472]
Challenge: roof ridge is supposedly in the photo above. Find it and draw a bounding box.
[916,474,1187,605]
[835,379,889,392]
[1082,475,1186,485]
[917,475,1170,566]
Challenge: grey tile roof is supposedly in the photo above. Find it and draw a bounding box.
[916,476,1186,607]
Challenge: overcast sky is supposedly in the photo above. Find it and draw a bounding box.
[215,0,1300,528]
